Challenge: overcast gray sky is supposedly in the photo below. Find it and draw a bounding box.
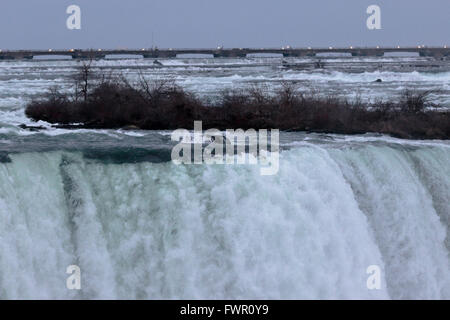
[0,0,448,49]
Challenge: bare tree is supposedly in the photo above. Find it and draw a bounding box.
[72,56,95,102]
[248,83,271,105]
[133,67,178,106]
[399,89,439,113]
[276,81,301,105]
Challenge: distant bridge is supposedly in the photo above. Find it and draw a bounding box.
[0,47,448,60]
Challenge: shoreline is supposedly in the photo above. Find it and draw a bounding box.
[18,120,448,141]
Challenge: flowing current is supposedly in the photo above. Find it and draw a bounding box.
[0,56,449,299]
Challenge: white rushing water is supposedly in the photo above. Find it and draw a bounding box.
[0,141,448,299]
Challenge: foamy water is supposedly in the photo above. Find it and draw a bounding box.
[0,140,449,299]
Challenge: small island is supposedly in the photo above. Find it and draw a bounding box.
[24,65,449,140]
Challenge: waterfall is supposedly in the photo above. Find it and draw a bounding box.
[0,142,448,299]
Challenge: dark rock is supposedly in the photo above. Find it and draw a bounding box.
[19,124,46,131]
[121,125,141,131]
